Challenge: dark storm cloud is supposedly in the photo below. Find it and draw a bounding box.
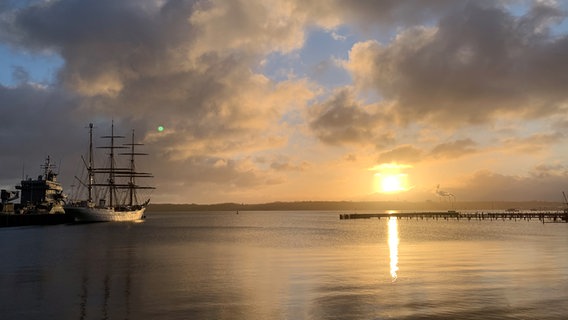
[347,1,568,126]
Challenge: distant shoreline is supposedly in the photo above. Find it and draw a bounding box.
[147,200,565,212]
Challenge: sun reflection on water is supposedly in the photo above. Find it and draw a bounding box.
[388,217,399,282]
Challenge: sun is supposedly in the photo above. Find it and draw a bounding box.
[371,163,412,194]
[376,173,408,193]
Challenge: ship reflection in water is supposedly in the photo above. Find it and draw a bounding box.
[388,217,399,282]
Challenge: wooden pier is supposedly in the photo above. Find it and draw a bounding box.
[339,211,568,223]
[340,211,459,220]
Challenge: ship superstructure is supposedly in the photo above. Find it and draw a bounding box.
[1,156,66,214]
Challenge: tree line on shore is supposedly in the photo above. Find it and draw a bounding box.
[148,200,565,212]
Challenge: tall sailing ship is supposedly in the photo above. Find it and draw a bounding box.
[65,123,153,222]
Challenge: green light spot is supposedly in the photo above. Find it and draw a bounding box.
[157,125,164,132]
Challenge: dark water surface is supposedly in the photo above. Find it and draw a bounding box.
[1,211,567,319]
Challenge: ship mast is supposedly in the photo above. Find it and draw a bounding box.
[121,129,151,206]
[118,129,154,207]
[106,121,120,207]
[110,122,115,207]
[126,129,136,206]
[41,155,54,179]
[88,123,94,203]
[97,121,126,208]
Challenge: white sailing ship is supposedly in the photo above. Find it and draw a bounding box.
[65,123,153,222]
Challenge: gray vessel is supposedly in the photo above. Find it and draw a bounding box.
[0,157,72,227]
[1,156,66,214]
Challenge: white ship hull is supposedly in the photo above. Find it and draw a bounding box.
[65,206,146,222]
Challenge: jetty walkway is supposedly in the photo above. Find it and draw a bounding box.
[339,211,568,223]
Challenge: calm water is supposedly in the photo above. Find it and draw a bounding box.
[1,211,567,319]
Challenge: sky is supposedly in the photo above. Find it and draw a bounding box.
[2,0,568,204]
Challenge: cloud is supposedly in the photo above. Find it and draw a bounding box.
[262,154,310,172]
[430,138,478,159]
[1,0,317,157]
[149,155,285,203]
[345,2,568,126]
[0,83,91,186]
[308,88,394,146]
[295,0,462,31]
[531,162,568,179]
[501,132,564,154]
[189,0,308,56]
[375,138,478,164]
[376,145,425,164]
[451,169,568,201]
[0,0,319,201]
[3,0,181,96]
